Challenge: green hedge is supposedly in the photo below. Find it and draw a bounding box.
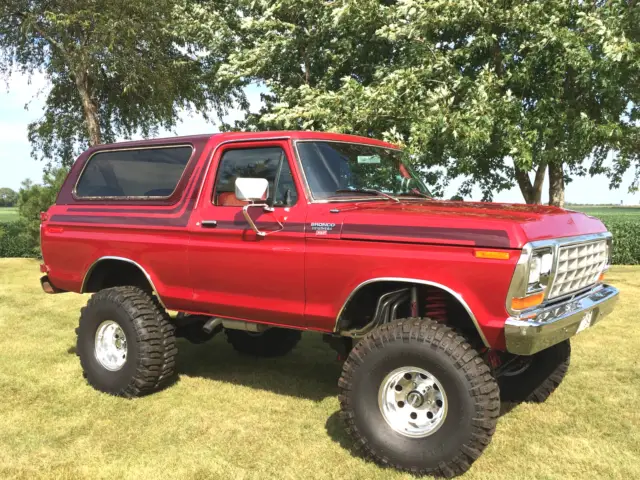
[0,221,38,258]
[601,217,640,265]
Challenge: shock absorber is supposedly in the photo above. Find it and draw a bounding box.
[425,287,447,323]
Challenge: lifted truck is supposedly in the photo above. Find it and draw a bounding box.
[40,131,619,477]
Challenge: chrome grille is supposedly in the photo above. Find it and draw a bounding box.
[549,240,608,299]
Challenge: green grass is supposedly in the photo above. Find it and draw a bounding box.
[0,207,19,222]
[0,259,639,479]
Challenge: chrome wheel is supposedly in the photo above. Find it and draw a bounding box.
[94,320,128,371]
[378,366,447,438]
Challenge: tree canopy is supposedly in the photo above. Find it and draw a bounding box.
[2,0,640,206]
[225,0,640,206]
[1,0,242,166]
[0,188,18,207]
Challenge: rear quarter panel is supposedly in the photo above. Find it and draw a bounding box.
[41,136,214,310]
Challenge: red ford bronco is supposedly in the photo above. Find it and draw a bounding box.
[40,131,619,477]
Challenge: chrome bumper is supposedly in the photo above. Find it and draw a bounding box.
[504,284,619,355]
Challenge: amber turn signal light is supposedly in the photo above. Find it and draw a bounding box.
[511,292,544,310]
[598,272,606,282]
[474,250,510,260]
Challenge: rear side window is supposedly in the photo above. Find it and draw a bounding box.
[213,147,298,207]
[75,146,193,198]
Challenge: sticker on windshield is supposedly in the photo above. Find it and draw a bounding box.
[357,155,381,164]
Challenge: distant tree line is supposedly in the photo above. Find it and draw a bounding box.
[0,188,18,207]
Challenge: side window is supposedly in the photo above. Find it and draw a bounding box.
[75,146,192,198]
[213,147,299,207]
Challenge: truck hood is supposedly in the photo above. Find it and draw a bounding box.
[338,200,607,249]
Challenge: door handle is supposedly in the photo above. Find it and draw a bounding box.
[201,220,217,228]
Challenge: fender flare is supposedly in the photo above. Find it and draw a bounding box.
[334,277,489,347]
[81,256,166,308]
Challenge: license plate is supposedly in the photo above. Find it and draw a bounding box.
[576,310,595,334]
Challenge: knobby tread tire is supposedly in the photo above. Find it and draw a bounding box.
[148,293,178,389]
[499,340,570,403]
[225,328,302,357]
[338,318,500,478]
[77,286,177,397]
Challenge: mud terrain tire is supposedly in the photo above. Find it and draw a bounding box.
[77,286,177,397]
[338,318,499,477]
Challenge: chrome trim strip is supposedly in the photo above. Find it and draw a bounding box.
[506,232,613,316]
[504,283,619,355]
[334,277,489,347]
[81,256,167,308]
[73,144,196,201]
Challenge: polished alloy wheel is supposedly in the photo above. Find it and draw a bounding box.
[378,366,447,438]
[94,320,128,371]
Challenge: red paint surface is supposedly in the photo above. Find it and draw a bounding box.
[41,131,608,350]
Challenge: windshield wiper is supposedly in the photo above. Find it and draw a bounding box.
[397,188,433,200]
[334,188,400,202]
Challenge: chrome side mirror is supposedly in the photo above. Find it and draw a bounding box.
[234,177,282,237]
[235,177,269,202]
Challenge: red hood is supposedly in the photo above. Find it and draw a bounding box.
[338,200,607,249]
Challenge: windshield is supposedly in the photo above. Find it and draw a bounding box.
[296,141,431,201]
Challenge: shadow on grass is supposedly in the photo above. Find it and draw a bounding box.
[66,331,342,401]
[325,411,360,456]
[68,330,523,415]
[178,333,526,416]
[68,329,526,460]
[176,332,343,402]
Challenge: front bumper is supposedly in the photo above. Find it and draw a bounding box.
[504,284,619,355]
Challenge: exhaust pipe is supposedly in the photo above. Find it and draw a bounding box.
[40,275,66,294]
[202,317,268,334]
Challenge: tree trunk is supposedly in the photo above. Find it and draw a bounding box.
[74,71,102,146]
[548,162,565,207]
[514,162,546,204]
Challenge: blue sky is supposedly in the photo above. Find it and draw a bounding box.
[0,72,637,205]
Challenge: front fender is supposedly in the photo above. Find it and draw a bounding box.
[304,239,519,349]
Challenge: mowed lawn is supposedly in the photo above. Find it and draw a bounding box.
[0,207,19,222]
[0,259,639,480]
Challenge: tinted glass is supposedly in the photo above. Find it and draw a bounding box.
[75,146,192,198]
[297,141,430,200]
[213,147,298,207]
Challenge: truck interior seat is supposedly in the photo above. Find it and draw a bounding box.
[217,191,248,206]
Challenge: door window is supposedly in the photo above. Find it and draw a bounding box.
[212,147,298,207]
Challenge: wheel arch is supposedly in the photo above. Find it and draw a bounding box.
[81,256,166,308]
[335,277,489,347]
